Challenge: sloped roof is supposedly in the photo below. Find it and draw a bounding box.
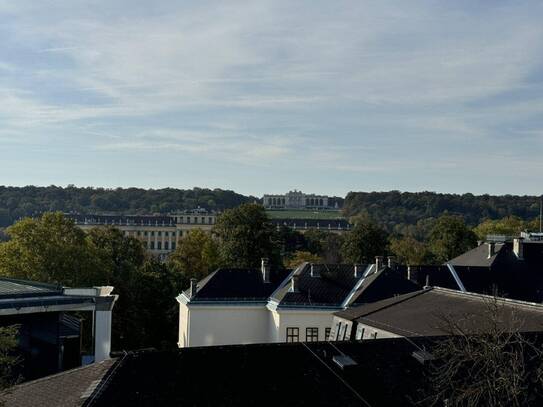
[0,278,62,299]
[349,266,421,306]
[188,268,290,302]
[1,359,117,407]
[448,242,506,267]
[271,264,364,307]
[335,287,543,337]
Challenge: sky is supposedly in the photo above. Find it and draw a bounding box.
[1,0,543,197]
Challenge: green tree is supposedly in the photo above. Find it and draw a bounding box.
[168,229,220,286]
[341,217,389,264]
[389,236,434,265]
[0,212,96,285]
[214,203,279,268]
[303,230,344,263]
[473,216,535,240]
[0,325,20,391]
[429,215,477,263]
[284,251,323,269]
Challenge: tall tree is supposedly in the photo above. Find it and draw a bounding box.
[0,212,96,285]
[213,203,279,268]
[168,229,220,286]
[429,215,477,263]
[0,326,20,391]
[341,217,389,264]
[389,236,434,265]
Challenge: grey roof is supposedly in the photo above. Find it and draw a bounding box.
[1,359,117,407]
[271,263,364,307]
[0,278,62,299]
[448,242,506,267]
[335,287,543,337]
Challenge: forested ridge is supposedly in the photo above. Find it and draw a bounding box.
[0,185,257,227]
[344,191,541,232]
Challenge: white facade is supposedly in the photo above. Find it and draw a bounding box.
[263,190,331,209]
[177,295,341,347]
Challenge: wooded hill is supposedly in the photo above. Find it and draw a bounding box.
[343,191,541,231]
[0,186,257,227]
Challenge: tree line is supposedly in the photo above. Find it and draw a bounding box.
[0,185,257,227]
[343,190,541,233]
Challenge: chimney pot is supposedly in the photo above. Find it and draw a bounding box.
[190,278,198,298]
[261,258,270,283]
[375,256,384,270]
[407,265,412,281]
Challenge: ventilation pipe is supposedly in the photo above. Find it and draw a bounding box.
[375,256,384,270]
[261,258,270,283]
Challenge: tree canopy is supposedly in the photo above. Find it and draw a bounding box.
[428,215,478,263]
[341,216,389,264]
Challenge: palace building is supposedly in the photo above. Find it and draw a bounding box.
[263,190,335,209]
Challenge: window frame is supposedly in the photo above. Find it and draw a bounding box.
[305,327,319,342]
[286,327,299,343]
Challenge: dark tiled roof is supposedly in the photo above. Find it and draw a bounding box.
[67,214,175,226]
[85,340,433,407]
[189,268,290,302]
[336,287,543,337]
[1,359,117,407]
[272,264,363,307]
[349,266,421,306]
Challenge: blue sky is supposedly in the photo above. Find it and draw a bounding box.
[1,1,543,197]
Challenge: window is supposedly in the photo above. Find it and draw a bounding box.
[165,231,169,237]
[201,217,205,224]
[158,231,162,237]
[208,217,213,224]
[171,242,176,250]
[164,241,169,250]
[151,231,155,237]
[286,327,299,343]
[157,241,162,250]
[144,231,148,237]
[186,217,190,224]
[325,327,331,341]
[150,241,155,250]
[305,327,318,342]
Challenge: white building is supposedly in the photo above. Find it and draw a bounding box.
[177,258,420,347]
[263,190,333,210]
[330,286,543,342]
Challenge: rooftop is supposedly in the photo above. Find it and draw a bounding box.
[335,287,543,337]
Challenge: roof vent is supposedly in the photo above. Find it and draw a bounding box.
[332,354,358,370]
[375,256,384,270]
[513,238,524,259]
[354,264,363,278]
[412,350,434,365]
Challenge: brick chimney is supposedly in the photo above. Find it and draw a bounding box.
[513,238,524,259]
[375,256,384,270]
[487,242,495,259]
[291,275,299,292]
[310,263,320,278]
[261,258,270,283]
[354,264,363,278]
[190,278,198,298]
[387,256,396,268]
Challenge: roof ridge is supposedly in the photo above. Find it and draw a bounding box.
[345,288,431,320]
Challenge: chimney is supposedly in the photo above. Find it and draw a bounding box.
[261,258,270,283]
[487,242,495,259]
[354,264,363,278]
[477,240,483,247]
[407,265,411,281]
[190,278,198,298]
[513,238,524,259]
[387,256,396,268]
[425,274,430,288]
[310,263,320,278]
[291,275,299,292]
[375,256,384,270]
